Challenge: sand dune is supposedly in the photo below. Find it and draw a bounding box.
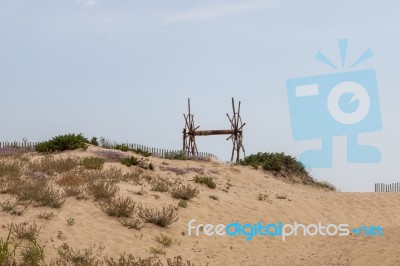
[0,146,399,265]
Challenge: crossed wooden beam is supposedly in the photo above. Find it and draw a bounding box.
[182,98,245,162]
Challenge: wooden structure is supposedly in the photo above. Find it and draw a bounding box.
[375,182,400,192]
[182,98,245,162]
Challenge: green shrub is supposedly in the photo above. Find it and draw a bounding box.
[20,238,45,265]
[177,200,187,208]
[148,246,166,255]
[240,152,307,175]
[164,151,187,161]
[314,180,336,191]
[36,133,89,153]
[132,149,152,157]
[120,156,140,167]
[193,176,216,189]
[0,225,19,265]
[81,157,105,170]
[90,137,99,146]
[114,144,130,152]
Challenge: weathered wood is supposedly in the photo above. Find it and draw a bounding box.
[182,98,245,162]
[194,130,237,136]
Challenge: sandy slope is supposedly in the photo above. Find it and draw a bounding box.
[1,146,399,266]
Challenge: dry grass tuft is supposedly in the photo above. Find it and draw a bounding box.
[29,156,80,175]
[150,177,170,193]
[100,196,137,218]
[138,205,178,227]
[86,180,119,201]
[119,217,144,231]
[171,185,199,200]
[11,220,44,241]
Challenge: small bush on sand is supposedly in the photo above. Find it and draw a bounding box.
[0,147,30,158]
[11,220,43,241]
[0,225,19,265]
[114,144,130,152]
[0,159,23,177]
[155,234,173,247]
[120,156,140,167]
[209,195,219,201]
[100,196,137,218]
[149,246,166,255]
[87,167,128,183]
[103,253,163,266]
[113,145,152,157]
[81,157,105,170]
[258,193,271,202]
[314,180,336,191]
[86,180,119,201]
[164,151,187,161]
[0,224,21,266]
[29,156,81,175]
[119,217,143,231]
[64,186,86,199]
[93,149,127,162]
[36,212,55,220]
[20,238,45,265]
[177,200,187,208]
[193,176,216,189]
[275,193,287,199]
[51,243,104,266]
[150,178,170,193]
[241,152,308,176]
[171,185,199,200]
[90,137,99,146]
[138,205,178,227]
[57,168,88,187]
[17,180,66,208]
[0,197,27,216]
[132,149,152,157]
[167,256,196,266]
[35,133,89,153]
[0,197,18,213]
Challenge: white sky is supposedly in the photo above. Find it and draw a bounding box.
[1,0,399,191]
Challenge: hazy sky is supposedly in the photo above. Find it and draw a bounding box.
[1,0,399,191]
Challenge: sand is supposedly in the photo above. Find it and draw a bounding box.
[0,146,399,265]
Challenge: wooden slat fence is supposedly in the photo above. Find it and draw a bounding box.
[0,141,217,160]
[375,183,400,192]
[0,141,38,149]
[118,143,217,159]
